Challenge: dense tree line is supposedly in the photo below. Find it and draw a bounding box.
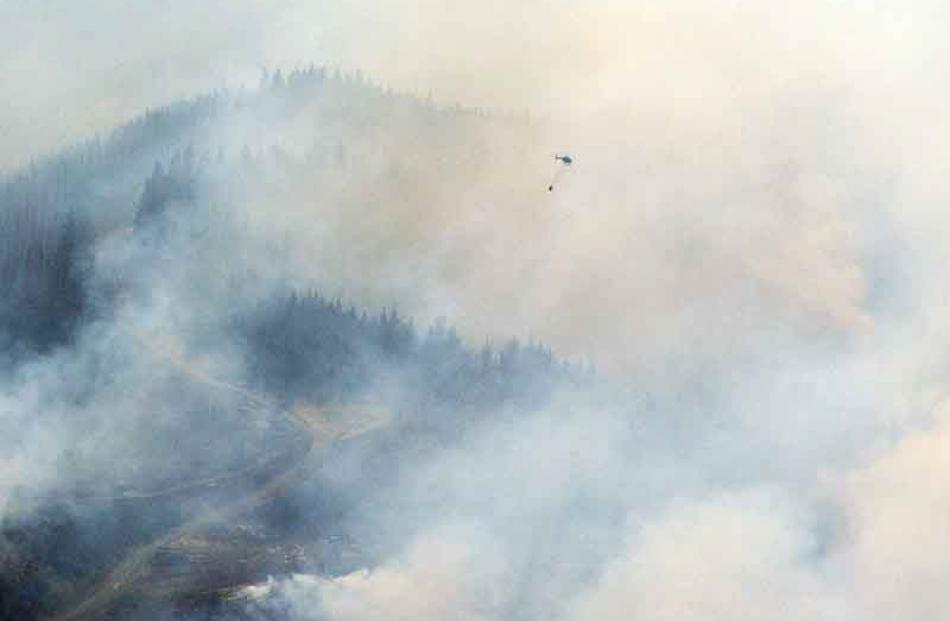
[245,290,581,416]
[0,208,90,355]
[0,92,221,355]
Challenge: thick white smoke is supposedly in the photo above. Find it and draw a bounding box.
[5,1,950,619]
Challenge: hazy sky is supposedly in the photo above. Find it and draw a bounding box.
[5,0,948,171]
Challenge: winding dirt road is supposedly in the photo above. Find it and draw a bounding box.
[43,327,381,621]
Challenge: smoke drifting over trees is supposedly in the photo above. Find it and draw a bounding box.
[4,2,950,619]
[0,71,588,620]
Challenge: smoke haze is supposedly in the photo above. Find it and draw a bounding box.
[4,1,950,619]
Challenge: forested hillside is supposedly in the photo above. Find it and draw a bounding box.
[0,71,581,621]
[0,66,536,359]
